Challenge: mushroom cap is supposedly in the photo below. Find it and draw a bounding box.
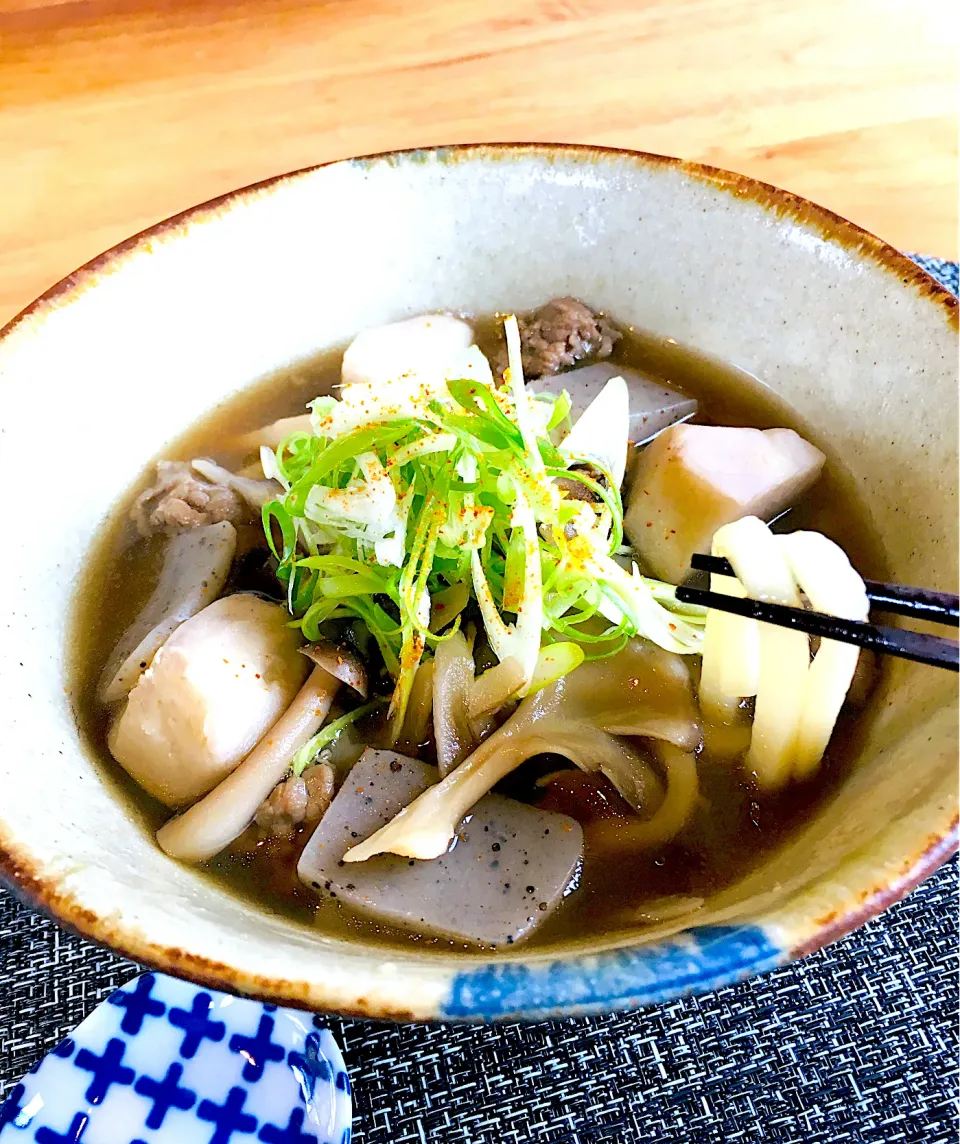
[301,641,369,698]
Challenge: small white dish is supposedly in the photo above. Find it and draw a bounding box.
[0,973,352,1142]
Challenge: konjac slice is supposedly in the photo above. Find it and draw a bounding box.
[297,749,583,946]
[531,361,697,445]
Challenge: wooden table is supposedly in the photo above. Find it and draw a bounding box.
[2,0,957,325]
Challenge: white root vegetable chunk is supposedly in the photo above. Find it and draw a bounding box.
[156,665,340,862]
[108,595,308,807]
[340,313,474,387]
[312,316,489,443]
[624,424,825,583]
[97,521,237,704]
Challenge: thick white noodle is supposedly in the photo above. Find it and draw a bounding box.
[699,517,868,788]
[699,572,758,723]
[712,517,808,790]
[779,532,869,778]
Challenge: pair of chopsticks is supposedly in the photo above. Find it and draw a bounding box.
[675,554,959,672]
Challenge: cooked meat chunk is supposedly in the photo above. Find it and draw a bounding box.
[132,460,252,536]
[498,297,621,379]
[254,763,335,839]
[255,773,307,837]
[303,762,336,828]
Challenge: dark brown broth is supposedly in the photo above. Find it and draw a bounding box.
[69,321,889,954]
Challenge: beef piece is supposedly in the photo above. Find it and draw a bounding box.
[255,774,307,838]
[498,297,621,379]
[132,460,253,536]
[254,763,335,839]
[303,762,335,829]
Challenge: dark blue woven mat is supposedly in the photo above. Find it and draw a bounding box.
[2,256,957,1144]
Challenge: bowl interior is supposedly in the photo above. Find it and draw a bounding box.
[0,146,956,1019]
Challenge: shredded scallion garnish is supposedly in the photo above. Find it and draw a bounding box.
[262,315,706,731]
[290,700,384,776]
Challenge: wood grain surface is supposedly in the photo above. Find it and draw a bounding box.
[2,0,957,325]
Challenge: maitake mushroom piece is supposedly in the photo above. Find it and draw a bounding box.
[344,638,701,863]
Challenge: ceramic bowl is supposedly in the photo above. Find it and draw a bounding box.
[0,145,956,1021]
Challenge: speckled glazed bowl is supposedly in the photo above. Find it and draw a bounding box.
[0,145,956,1021]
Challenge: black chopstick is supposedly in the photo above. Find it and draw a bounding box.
[675,584,959,671]
[690,553,959,628]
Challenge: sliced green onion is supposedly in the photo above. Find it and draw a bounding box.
[291,701,384,776]
[546,390,572,432]
[261,317,708,725]
[520,642,585,697]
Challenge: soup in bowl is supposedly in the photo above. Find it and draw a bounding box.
[0,145,956,1020]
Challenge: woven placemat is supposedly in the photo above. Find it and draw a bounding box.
[2,256,957,1144]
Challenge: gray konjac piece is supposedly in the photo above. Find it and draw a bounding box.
[532,361,697,445]
[297,749,584,946]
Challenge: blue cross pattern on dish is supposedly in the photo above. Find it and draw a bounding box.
[0,973,351,1144]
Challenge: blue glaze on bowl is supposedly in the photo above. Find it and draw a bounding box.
[0,973,351,1143]
[442,924,784,1020]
